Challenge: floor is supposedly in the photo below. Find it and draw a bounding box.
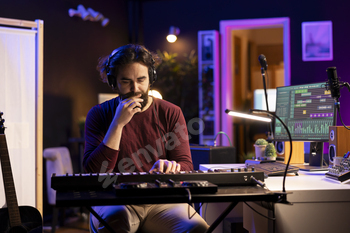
[43,212,90,233]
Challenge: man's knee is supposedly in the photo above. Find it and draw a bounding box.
[92,205,140,233]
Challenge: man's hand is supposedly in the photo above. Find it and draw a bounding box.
[102,94,143,150]
[149,159,181,173]
[114,94,143,127]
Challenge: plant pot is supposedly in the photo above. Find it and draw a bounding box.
[264,156,276,161]
[254,144,267,159]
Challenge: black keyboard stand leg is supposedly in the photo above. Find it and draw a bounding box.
[86,206,116,233]
[205,201,239,233]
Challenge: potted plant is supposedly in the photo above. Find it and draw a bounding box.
[264,143,277,160]
[254,138,268,159]
[154,50,198,123]
[154,50,199,144]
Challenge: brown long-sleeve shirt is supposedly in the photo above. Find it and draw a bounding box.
[83,97,193,173]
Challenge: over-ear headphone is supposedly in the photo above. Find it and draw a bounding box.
[105,46,157,89]
[106,49,118,88]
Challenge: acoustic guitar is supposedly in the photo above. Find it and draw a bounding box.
[0,112,42,233]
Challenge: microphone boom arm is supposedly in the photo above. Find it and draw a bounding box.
[258,54,274,141]
[340,81,350,93]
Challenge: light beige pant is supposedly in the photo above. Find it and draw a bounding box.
[91,203,209,233]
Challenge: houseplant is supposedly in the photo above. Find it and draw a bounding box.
[264,142,277,160]
[153,50,199,143]
[254,138,268,158]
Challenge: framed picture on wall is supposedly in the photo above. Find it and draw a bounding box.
[302,21,333,61]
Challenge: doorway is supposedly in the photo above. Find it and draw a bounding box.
[218,17,290,160]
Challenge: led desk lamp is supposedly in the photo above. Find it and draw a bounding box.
[225,109,293,194]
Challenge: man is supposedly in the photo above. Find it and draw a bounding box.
[83,44,209,233]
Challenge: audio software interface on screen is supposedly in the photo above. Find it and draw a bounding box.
[274,82,335,141]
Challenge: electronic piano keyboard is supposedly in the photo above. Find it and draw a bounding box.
[51,168,265,191]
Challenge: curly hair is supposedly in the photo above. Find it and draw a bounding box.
[96,44,160,92]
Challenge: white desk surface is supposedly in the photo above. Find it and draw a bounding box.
[200,164,350,233]
[199,163,350,192]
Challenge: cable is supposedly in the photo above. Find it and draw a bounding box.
[337,103,350,130]
[185,188,195,219]
[250,174,278,230]
[213,131,233,147]
[195,203,204,214]
[185,189,206,220]
[185,188,192,203]
[250,176,270,191]
[327,78,350,130]
[311,142,328,167]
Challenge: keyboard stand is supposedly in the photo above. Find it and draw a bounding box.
[56,186,281,233]
[87,201,239,233]
[87,206,116,233]
[205,201,239,233]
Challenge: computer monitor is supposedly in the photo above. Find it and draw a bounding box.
[274,82,335,142]
[274,82,335,169]
[98,93,119,104]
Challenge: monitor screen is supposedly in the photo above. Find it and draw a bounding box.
[98,93,119,104]
[254,89,277,112]
[274,82,335,141]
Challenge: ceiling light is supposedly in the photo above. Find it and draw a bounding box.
[166,26,180,43]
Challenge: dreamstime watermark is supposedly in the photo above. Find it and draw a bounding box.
[98,117,205,188]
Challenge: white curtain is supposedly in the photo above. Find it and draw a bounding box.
[0,26,36,207]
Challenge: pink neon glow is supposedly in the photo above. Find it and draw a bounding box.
[218,17,290,146]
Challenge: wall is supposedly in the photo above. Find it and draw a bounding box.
[0,0,129,160]
[142,0,350,127]
[0,0,130,219]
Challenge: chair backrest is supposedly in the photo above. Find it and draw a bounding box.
[43,147,73,205]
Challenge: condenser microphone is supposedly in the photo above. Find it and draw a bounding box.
[326,67,341,101]
[258,54,268,71]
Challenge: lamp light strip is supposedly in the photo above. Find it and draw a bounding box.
[226,111,271,122]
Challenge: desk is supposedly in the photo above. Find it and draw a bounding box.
[200,164,350,233]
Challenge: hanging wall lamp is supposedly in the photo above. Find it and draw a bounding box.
[166,26,180,43]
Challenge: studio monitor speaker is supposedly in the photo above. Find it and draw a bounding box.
[190,146,236,170]
[275,141,285,156]
[275,141,304,164]
[329,126,350,164]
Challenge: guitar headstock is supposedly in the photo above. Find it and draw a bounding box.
[0,112,5,134]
